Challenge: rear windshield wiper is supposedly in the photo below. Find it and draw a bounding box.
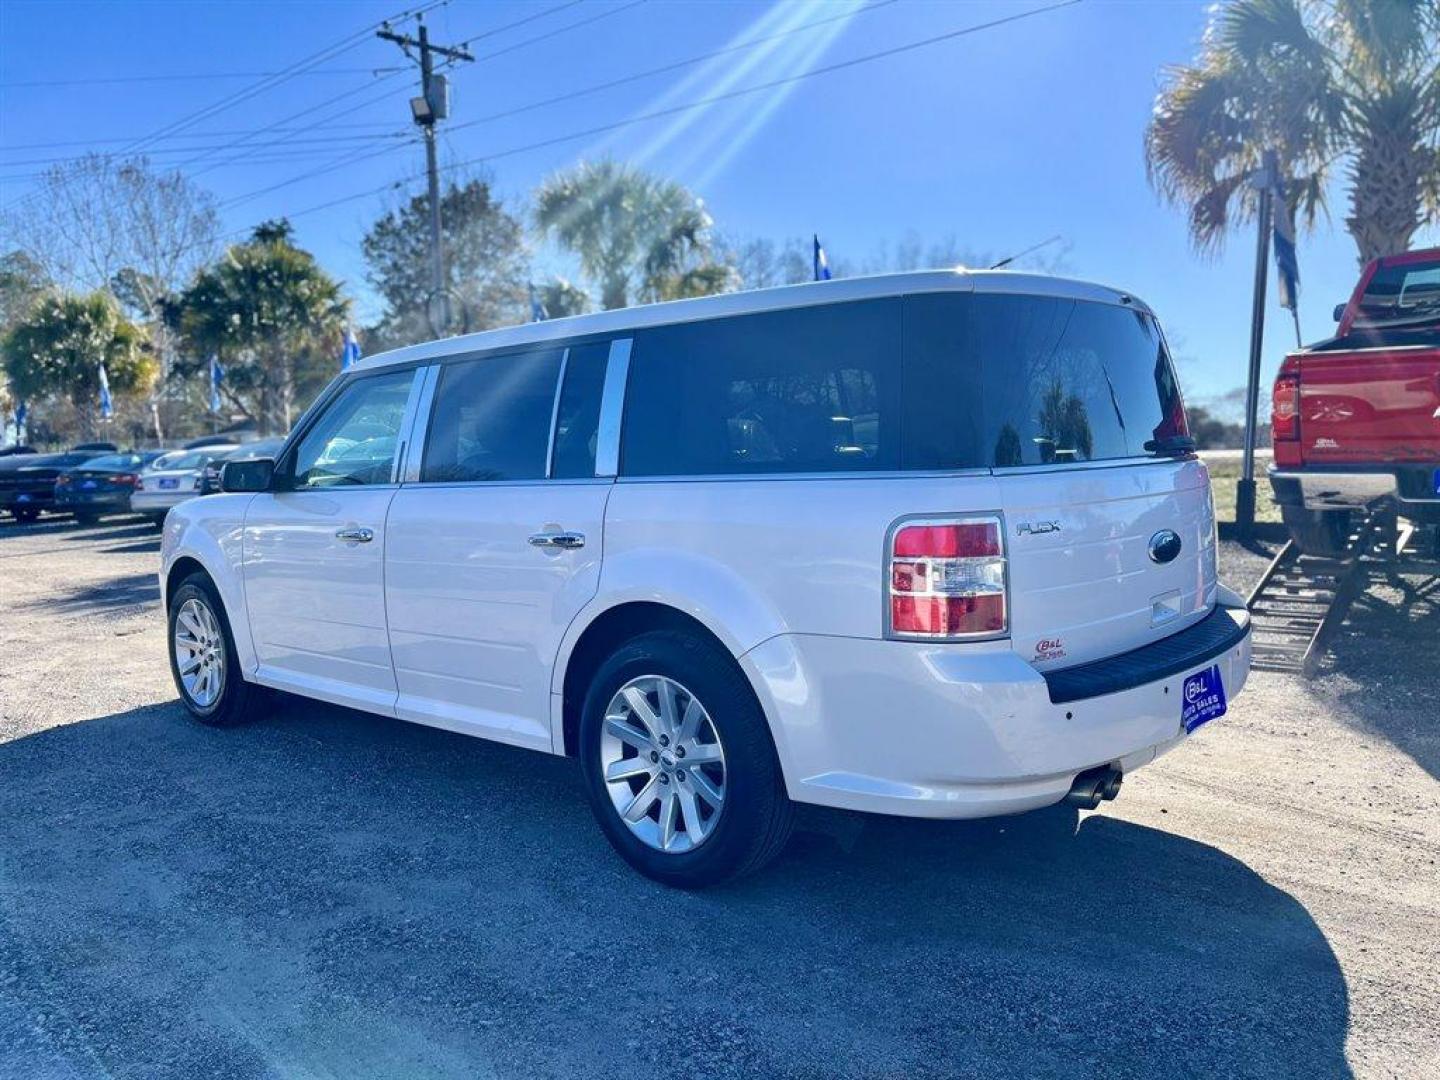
[1143,435,1197,456]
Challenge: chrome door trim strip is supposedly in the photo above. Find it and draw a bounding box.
[594,337,632,478]
[545,347,571,480]
[390,365,432,485]
[401,364,441,483]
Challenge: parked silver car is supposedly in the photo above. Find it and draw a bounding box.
[132,447,236,526]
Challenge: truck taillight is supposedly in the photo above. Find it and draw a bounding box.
[1272,372,1301,442]
[888,516,1008,639]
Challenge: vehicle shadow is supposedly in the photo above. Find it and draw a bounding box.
[21,571,160,613]
[0,697,1351,1079]
[1321,570,1440,781]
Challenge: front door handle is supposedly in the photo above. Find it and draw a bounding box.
[336,527,374,543]
[528,530,585,550]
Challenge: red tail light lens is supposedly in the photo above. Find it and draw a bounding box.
[114,473,138,487]
[888,517,1007,639]
[1272,372,1301,442]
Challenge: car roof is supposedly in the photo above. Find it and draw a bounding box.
[353,269,1156,373]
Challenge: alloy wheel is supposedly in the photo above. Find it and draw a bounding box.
[599,674,727,854]
[173,597,225,708]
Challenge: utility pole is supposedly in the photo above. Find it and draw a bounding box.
[1237,149,1278,538]
[377,15,473,336]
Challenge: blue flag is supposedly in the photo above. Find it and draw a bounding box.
[208,354,224,414]
[1272,180,1299,312]
[529,283,548,322]
[98,363,113,420]
[341,327,362,370]
[813,234,832,281]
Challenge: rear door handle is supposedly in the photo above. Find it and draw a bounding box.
[528,530,585,550]
[335,527,374,543]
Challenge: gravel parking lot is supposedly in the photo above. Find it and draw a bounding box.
[1,517,1437,1079]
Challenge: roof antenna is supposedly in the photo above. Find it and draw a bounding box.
[990,234,1063,270]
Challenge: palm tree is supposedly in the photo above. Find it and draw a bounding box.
[1146,0,1439,265]
[533,159,733,309]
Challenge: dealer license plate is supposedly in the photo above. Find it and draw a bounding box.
[1181,665,1227,733]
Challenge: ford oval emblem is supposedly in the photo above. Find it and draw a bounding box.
[1149,529,1183,564]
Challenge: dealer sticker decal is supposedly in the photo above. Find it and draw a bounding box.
[1181,665,1227,733]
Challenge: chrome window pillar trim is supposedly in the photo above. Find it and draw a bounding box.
[545,348,571,480]
[390,365,433,484]
[401,364,441,483]
[594,337,632,478]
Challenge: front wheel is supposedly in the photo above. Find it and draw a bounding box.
[579,631,793,887]
[167,573,262,726]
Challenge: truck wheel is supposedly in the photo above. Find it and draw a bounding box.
[1282,506,1353,557]
[579,630,793,887]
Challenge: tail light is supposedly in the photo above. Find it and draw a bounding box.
[887,516,1008,639]
[1272,369,1301,443]
[55,474,72,486]
[114,473,138,487]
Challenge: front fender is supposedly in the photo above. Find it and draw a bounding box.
[161,495,257,675]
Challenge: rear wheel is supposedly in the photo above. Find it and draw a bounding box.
[1281,506,1354,557]
[74,511,99,526]
[12,507,38,524]
[579,630,793,887]
[167,573,261,727]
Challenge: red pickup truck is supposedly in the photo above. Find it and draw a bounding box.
[1270,247,1440,555]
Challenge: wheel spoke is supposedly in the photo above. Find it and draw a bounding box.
[178,609,202,639]
[689,767,724,808]
[622,776,660,823]
[657,789,677,849]
[676,697,705,744]
[605,755,654,783]
[604,714,651,751]
[179,656,202,676]
[683,742,723,766]
[656,679,679,737]
[621,685,662,742]
[677,786,706,842]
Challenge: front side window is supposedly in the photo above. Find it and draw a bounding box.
[622,300,901,476]
[289,370,414,488]
[421,349,563,483]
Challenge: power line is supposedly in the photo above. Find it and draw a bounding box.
[211,0,1084,239]
[0,68,403,89]
[1,131,414,169]
[445,0,900,138]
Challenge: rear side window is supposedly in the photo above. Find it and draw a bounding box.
[969,294,1183,466]
[622,300,901,476]
[1353,258,1440,330]
[422,349,562,482]
[551,342,610,479]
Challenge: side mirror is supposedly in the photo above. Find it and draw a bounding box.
[1332,303,1346,322]
[220,457,275,493]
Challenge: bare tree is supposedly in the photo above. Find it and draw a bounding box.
[1,154,220,439]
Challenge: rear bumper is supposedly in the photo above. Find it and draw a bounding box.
[1,490,56,511]
[740,595,1252,820]
[1270,465,1440,514]
[53,490,133,513]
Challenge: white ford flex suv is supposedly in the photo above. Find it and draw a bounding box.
[161,271,1252,886]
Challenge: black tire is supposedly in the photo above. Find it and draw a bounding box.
[74,511,99,526]
[147,513,167,529]
[579,630,794,887]
[12,506,39,524]
[1281,506,1353,557]
[167,572,262,727]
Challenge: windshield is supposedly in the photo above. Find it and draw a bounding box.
[1352,258,1440,330]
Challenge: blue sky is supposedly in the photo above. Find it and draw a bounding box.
[2,0,1435,412]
